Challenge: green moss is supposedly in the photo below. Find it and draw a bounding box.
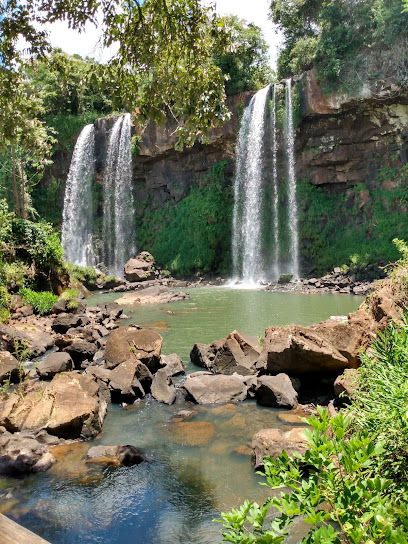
[136,162,233,276]
[298,165,408,275]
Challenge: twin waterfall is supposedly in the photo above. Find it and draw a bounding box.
[62,114,135,277]
[232,80,300,284]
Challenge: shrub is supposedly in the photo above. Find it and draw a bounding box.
[64,263,98,288]
[0,286,11,324]
[0,260,30,291]
[19,288,58,315]
[219,408,408,543]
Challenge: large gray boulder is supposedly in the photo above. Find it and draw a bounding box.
[37,352,74,379]
[256,374,298,408]
[109,360,147,402]
[183,371,248,404]
[105,327,163,372]
[0,351,19,384]
[0,324,54,358]
[124,251,156,282]
[151,368,176,404]
[51,314,82,334]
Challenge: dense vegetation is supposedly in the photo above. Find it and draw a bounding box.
[298,165,408,275]
[137,162,233,276]
[270,0,408,93]
[220,242,408,543]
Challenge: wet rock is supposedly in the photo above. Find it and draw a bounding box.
[169,420,215,446]
[115,285,189,306]
[252,427,308,471]
[86,444,149,466]
[161,353,185,376]
[105,327,163,372]
[256,374,298,408]
[173,409,197,420]
[278,274,293,284]
[151,368,176,404]
[124,251,156,282]
[334,368,360,405]
[37,352,74,379]
[0,373,107,439]
[0,351,20,385]
[0,427,56,475]
[184,371,248,404]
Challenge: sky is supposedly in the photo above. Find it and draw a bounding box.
[42,0,282,70]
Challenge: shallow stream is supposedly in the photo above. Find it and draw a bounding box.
[0,287,363,543]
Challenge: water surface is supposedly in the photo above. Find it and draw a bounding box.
[0,288,363,544]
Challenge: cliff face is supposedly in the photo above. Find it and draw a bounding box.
[296,69,408,190]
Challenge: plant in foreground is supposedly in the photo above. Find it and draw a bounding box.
[19,287,58,315]
[219,408,408,544]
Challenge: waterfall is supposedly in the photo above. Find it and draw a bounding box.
[271,86,280,279]
[62,124,95,267]
[231,80,301,284]
[103,113,136,278]
[232,85,270,284]
[285,79,300,280]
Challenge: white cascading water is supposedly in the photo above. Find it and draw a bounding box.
[62,124,95,266]
[285,79,300,280]
[232,84,270,284]
[103,113,136,277]
[271,86,280,279]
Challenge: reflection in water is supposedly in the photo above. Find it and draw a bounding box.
[0,288,363,543]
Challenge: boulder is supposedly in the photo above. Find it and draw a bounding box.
[51,314,82,334]
[334,368,360,405]
[256,374,298,408]
[0,373,107,439]
[190,342,216,370]
[37,352,74,379]
[105,327,163,372]
[0,324,54,358]
[183,371,248,404]
[86,444,149,466]
[151,368,176,404]
[256,324,358,375]
[278,274,293,284]
[190,331,261,376]
[161,353,185,376]
[115,285,189,306]
[252,427,308,470]
[109,360,146,402]
[124,251,156,282]
[64,341,98,368]
[0,351,19,384]
[0,427,56,475]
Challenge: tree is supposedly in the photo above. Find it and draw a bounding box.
[0,68,55,219]
[0,0,233,146]
[214,16,273,96]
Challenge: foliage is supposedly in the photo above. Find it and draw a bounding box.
[270,0,408,93]
[214,16,273,96]
[0,285,11,324]
[219,407,408,543]
[347,315,408,492]
[0,261,30,291]
[130,135,141,158]
[137,162,232,275]
[65,263,98,288]
[26,49,113,117]
[298,165,408,275]
[60,288,80,301]
[19,287,58,315]
[1,0,233,147]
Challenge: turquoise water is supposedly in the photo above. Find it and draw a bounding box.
[0,288,363,543]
